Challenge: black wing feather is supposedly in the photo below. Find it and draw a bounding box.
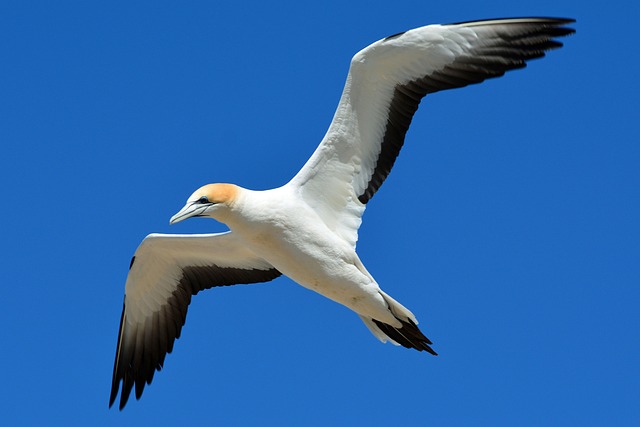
[358,18,575,203]
[110,265,281,410]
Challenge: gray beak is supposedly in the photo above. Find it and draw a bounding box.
[169,203,204,225]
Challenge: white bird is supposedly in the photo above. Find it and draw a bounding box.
[110,17,574,409]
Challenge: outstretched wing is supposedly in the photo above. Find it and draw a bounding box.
[289,17,574,247]
[109,232,281,410]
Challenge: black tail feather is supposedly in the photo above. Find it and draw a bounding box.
[372,318,438,355]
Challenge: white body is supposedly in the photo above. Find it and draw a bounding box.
[227,186,404,326]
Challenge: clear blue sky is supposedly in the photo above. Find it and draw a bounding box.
[1,1,638,425]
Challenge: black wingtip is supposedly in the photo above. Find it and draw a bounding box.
[108,389,117,409]
[119,397,127,411]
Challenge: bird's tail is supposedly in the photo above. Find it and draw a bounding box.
[359,291,437,355]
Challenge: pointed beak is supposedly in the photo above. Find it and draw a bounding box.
[170,203,201,225]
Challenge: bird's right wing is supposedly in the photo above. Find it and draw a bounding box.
[109,232,281,410]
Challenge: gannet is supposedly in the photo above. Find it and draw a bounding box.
[110,17,575,409]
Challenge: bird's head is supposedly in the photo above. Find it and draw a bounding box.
[169,183,239,225]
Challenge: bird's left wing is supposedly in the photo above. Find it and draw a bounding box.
[109,232,281,410]
[288,18,574,247]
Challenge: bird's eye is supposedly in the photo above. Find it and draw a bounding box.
[197,196,209,204]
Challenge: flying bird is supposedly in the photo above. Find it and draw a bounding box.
[110,17,575,409]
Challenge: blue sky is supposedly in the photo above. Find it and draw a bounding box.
[1,1,638,425]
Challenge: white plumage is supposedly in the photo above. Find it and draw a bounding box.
[110,17,574,409]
